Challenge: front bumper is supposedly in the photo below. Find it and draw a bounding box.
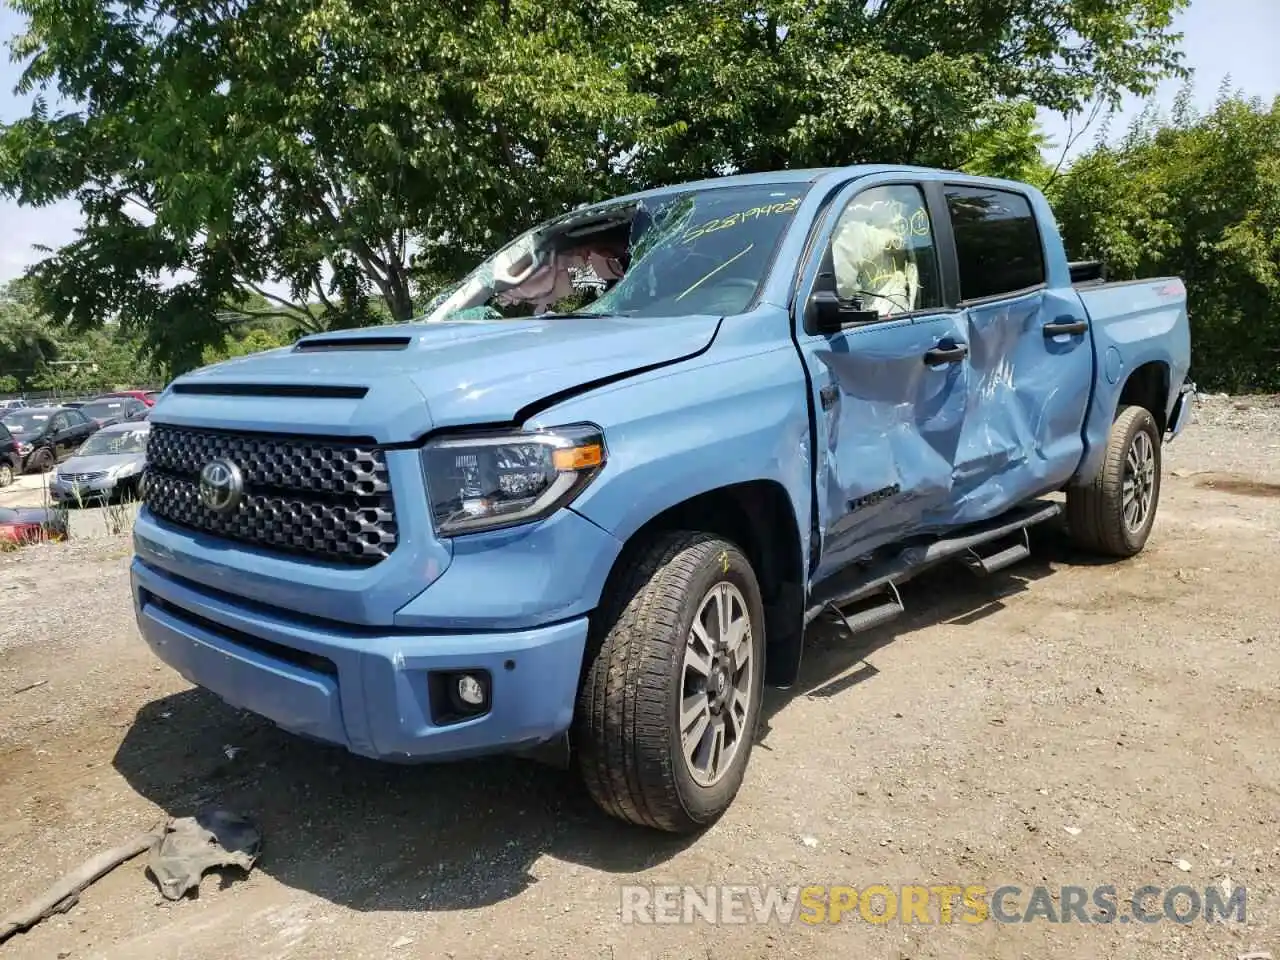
[131,559,589,761]
[50,476,123,501]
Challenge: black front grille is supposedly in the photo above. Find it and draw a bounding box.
[144,424,398,564]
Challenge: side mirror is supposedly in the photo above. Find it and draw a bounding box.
[807,289,881,335]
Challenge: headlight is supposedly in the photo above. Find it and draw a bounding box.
[422,424,606,536]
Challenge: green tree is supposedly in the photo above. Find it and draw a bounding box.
[1,278,157,392]
[1,0,641,371]
[958,101,1056,186]
[1051,84,1280,392]
[27,325,160,393]
[0,278,59,390]
[618,0,1187,182]
[201,327,292,366]
[1,0,1189,374]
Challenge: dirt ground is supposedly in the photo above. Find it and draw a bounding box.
[1,394,1278,960]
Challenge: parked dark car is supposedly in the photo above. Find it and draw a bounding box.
[0,406,100,473]
[0,507,68,545]
[71,396,149,427]
[0,422,20,487]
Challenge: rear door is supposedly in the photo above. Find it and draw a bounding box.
[793,177,972,581]
[69,409,96,443]
[940,182,1092,522]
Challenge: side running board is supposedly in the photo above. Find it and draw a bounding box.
[962,528,1032,577]
[824,581,904,636]
[806,499,1061,634]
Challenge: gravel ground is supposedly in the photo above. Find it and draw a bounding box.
[0,393,1278,960]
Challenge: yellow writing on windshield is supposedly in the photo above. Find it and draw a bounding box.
[680,197,800,245]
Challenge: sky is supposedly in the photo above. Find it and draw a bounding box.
[1,0,1278,285]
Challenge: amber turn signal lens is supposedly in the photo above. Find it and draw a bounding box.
[552,443,604,471]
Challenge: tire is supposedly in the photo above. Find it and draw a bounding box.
[26,448,54,474]
[1066,404,1162,557]
[575,531,767,833]
[0,460,12,488]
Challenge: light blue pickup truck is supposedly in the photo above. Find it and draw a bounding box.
[132,165,1193,833]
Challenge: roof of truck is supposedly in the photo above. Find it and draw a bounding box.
[595,164,986,208]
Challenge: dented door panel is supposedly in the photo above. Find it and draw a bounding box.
[936,286,1092,525]
[805,311,970,582]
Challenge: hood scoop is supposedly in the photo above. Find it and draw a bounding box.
[293,334,413,352]
[169,383,369,399]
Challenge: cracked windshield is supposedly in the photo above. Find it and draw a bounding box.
[422,183,809,322]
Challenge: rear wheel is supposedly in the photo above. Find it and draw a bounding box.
[1066,404,1162,557]
[575,531,766,833]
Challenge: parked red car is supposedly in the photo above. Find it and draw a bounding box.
[106,390,157,407]
[0,507,68,545]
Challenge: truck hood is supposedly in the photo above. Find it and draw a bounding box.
[162,314,722,442]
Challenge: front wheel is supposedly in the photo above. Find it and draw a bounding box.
[575,531,766,833]
[26,447,54,474]
[0,460,13,488]
[1066,404,1162,557]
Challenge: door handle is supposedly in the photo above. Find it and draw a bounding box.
[1043,316,1089,336]
[923,340,968,365]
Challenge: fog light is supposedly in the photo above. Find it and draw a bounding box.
[456,674,485,707]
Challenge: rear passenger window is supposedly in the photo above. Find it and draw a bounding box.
[945,186,1046,300]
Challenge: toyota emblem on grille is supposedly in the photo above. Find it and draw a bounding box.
[198,459,244,513]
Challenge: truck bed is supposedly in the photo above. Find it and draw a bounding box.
[1070,274,1192,482]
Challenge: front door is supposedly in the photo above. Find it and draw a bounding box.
[940,183,1093,522]
[793,178,972,583]
[47,414,74,461]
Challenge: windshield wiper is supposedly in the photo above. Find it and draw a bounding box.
[529,310,616,320]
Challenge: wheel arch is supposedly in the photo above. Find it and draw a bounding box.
[592,479,807,689]
[1075,353,1176,485]
[1117,360,1171,435]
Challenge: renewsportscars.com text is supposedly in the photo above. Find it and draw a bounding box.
[620,884,1247,926]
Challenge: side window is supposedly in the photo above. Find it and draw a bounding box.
[944,186,1046,300]
[829,184,942,318]
[64,410,84,426]
[49,414,68,432]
